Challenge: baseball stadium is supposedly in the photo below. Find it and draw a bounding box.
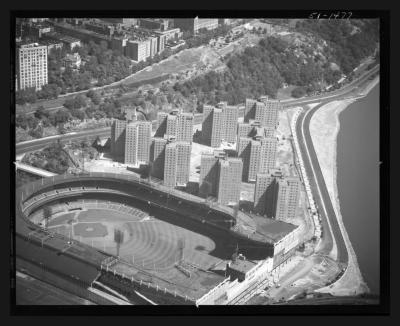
[15,172,299,305]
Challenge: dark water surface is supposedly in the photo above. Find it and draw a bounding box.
[336,84,380,294]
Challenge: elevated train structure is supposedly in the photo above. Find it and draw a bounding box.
[15,172,300,305]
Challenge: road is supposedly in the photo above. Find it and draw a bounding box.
[296,103,346,262]
[15,64,379,157]
[293,66,379,265]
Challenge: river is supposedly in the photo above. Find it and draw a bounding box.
[336,83,380,295]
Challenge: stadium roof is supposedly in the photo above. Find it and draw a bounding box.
[251,216,298,243]
[109,259,227,301]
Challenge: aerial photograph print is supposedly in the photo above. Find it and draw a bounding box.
[11,11,389,314]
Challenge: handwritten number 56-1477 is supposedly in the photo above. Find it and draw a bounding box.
[309,12,352,19]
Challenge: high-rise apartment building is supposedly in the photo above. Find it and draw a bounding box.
[259,137,278,174]
[237,138,262,182]
[111,108,137,160]
[202,105,223,147]
[202,103,239,147]
[155,110,193,143]
[150,137,168,179]
[111,119,127,158]
[254,170,300,220]
[124,121,152,166]
[222,104,239,143]
[199,151,243,206]
[156,112,168,136]
[199,150,224,197]
[237,135,277,182]
[166,114,178,136]
[254,171,275,215]
[218,158,243,206]
[164,141,191,187]
[244,96,281,129]
[17,43,48,90]
[283,177,301,221]
[177,113,194,143]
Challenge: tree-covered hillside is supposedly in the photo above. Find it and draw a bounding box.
[174,19,379,106]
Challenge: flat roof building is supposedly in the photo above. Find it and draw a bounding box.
[111,119,127,159]
[124,120,152,167]
[156,110,193,143]
[244,96,281,129]
[139,19,170,32]
[150,137,168,179]
[221,103,240,143]
[254,170,300,221]
[42,40,63,54]
[126,39,149,62]
[17,43,48,91]
[174,18,218,34]
[199,152,221,198]
[237,135,277,183]
[100,18,138,27]
[51,22,111,47]
[237,138,261,183]
[202,105,223,148]
[202,103,239,148]
[259,137,278,174]
[218,158,243,206]
[111,108,137,160]
[164,141,191,188]
[155,28,182,41]
[199,151,242,206]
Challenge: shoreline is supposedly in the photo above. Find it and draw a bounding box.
[309,77,379,296]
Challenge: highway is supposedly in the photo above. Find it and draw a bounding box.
[296,103,347,262]
[293,65,379,266]
[15,65,379,157]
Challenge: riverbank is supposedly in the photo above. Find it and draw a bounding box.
[309,77,379,296]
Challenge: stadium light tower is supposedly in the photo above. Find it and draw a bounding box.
[177,237,185,263]
[114,228,124,257]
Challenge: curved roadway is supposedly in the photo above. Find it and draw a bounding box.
[296,103,347,263]
[15,65,379,157]
[294,68,379,265]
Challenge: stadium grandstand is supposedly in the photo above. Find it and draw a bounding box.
[15,172,300,305]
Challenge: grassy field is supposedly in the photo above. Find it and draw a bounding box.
[46,205,221,271]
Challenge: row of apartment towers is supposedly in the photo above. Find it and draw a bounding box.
[110,97,300,220]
